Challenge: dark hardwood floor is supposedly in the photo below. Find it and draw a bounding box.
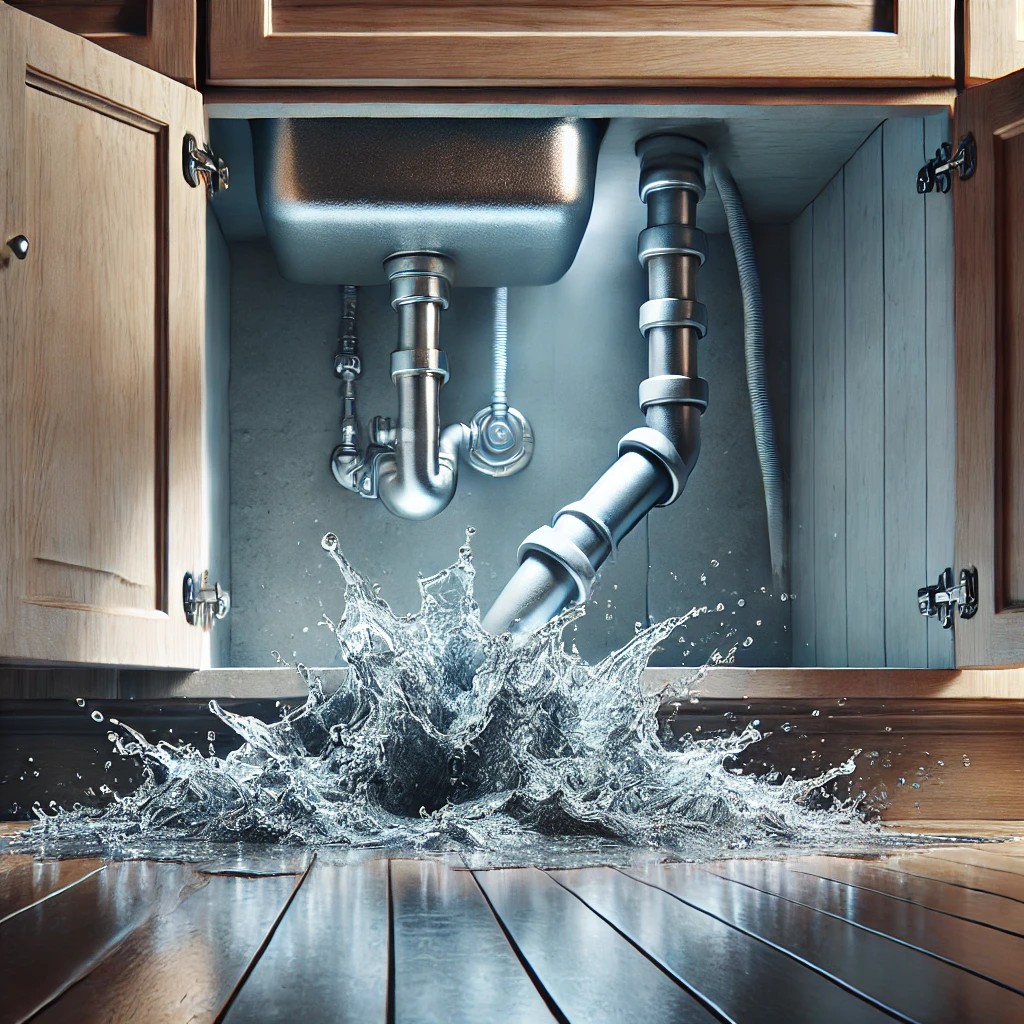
[2,832,1024,1023]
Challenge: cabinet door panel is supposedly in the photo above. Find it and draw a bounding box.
[0,6,206,668]
[6,1,197,84]
[966,0,1024,84]
[209,0,953,88]
[953,66,1024,666]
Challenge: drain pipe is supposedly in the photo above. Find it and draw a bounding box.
[483,134,709,635]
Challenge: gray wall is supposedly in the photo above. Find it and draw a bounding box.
[789,116,955,669]
[228,134,791,668]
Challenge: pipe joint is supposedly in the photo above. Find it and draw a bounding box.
[518,525,597,604]
[618,427,689,507]
[637,224,707,266]
[638,374,709,414]
[390,348,450,382]
[638,298,708,338]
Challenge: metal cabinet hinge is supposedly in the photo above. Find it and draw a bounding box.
[183,570,230,630]
[917,134,976,194]
[918,566,979,629]
[182,134,229,198]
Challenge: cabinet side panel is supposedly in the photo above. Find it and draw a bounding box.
[924,112,955,670]
[790,208,815,665]
[844,128,886,668]
[812,173,848,666]
[882,118,929,667]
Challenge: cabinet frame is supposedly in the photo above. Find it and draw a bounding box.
[208,0,954,88]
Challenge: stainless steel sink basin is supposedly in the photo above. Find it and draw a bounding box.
[251,117,603,287]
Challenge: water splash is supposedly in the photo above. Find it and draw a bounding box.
[18,533,885,859]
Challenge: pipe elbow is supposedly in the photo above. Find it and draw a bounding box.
[377,457,458,521]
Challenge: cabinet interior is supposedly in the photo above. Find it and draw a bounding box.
[202,102,953,673]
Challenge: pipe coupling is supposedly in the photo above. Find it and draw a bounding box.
[518,525,597,604]
[638,374,709,414]
[618,427,689,507]
[636,134,707,202]
[637,224,708,266]
[385,252,454,309]
[390,348,450,382]
[639,298,708,338]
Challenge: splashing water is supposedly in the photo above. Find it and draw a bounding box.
[17,533,888,860]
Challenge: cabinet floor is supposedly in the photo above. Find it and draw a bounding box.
[1,825,1023,1023]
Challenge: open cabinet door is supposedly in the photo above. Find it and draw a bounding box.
[0,6,207,668]
[954,67,1024,667]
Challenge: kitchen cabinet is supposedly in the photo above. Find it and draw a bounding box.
[966,0,1024,84]
[207,0,954,88]
[5,0,196,84]
[0,5,207,668]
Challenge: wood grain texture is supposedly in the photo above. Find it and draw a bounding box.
[812,171,848,666]
[843,128,885,667]
[207,0,954,87]
[953,67,1024,666]
[625,860,1024,1022]
[7,0,196,84]
[790,207,816,666]
[883,117,929,666]
[965,0,1024,83]
[924,112,956,669]
[0,6,207,669]
[549,866,895,1023]
[710,857,1024,992]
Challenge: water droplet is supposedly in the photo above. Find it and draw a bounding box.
[699,573,707,585]
[75,698,85,707]
[742,637,753,648]
[884,726,892,733]
[737,599,745,607]
[962,755,971,767]
[811,709,821,717]
[710,559,720,568]
[837,697,848,706]
[207,731,216,742]
[716,603,725,612]
[90,711,103,723]
[780,593,788,602]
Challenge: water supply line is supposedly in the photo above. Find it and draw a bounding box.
[712,160,785,579]
[483,133,710,635]
[332,259,534,519]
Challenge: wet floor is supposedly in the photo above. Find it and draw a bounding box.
[2,828,1023,1023]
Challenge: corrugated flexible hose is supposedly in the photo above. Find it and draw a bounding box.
[712,159,785,579]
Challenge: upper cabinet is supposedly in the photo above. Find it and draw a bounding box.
[953,66,1024,666]
[0,5,208,668]
[207,0,954,88]
[6,0,197,84]
[966,0,1024,83]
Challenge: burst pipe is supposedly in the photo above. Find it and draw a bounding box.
[483,134,710,635]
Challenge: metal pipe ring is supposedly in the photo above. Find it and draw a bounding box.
[638,298,708,338]
[638,374,709,413]
[391,348,450,382]
[637,225,707,267]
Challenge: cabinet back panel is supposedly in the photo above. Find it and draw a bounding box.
[22,83,164,616]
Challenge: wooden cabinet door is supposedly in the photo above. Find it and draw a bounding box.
[6,1,197,84]
[965,0,1024,84]
[0,6,206,669]
[208,0,953,88]
[953,66,1024,666]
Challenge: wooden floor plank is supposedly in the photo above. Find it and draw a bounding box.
[33,869,298,1024]
[789,855,1024,937]
[550,866,894,1024]
[0,857,104,923]
[391,859,556,1024]
[0,861,194,1024]
[709,858,1024,993]
[623,861,1024,1024]
[474,867,719,1024]
[222,855,389,1024]
[875,853,1024,902]
[919,845,1024,874]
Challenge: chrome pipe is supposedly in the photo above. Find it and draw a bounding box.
[375,253,464,521]
[483,135,709,636]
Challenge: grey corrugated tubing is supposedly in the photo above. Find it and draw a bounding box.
[492,287,509,418]
[712,159,785,580]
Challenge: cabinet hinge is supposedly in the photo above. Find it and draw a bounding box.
[917,566,979,629]
[183,570,230,631]
[916,134,976,195]
[182,134,230,198]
